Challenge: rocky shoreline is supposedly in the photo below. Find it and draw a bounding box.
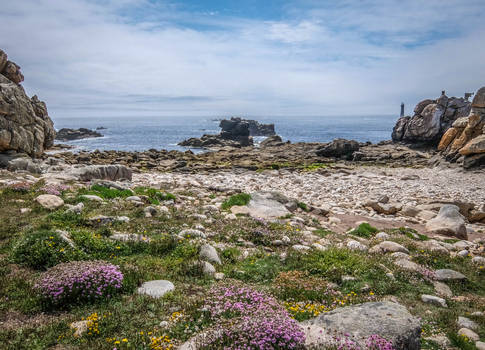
[1,47,485,350]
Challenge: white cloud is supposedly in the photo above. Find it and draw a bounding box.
[0,0,484,119]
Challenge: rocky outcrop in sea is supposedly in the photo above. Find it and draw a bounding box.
[55,128,103,141]
[392,92,470,145]
[179,117,254,148]
[438,86,485,168]
[227,117,275,136]
[0,49,55,157]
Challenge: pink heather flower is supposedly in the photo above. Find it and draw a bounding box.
[35,260,123,306]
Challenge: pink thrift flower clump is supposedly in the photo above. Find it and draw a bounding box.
[366,334,395,350]
[40,184,70,196]
[198,284,305,349]
[35,260,123,306]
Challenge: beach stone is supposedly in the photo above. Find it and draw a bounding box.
[369,241,409,254]
[346,240,368,251]
[421,240,450,255]
[144,206,158,217]
[472,256,485,265]
[80,194,103,202]
[433,281,453,298]
[35,194,64,210]
[7,157,43,173]
[316,138,359,158]
[421,294,447,307]
[292,244,311,252]
[231,191,292,220]
[71,165,132,181]
[214,272,225,280]
[109,233,149,243]
[301,302,421,350]
[199,244,221,265]
[391,252,411,260]
[137,280,175,298]
[365,200,401,215]
[458,249,469,257]
[202,261,216,276]
[425,205,467,239]
[70,320,89,337]
[179,229,206,239]
[375,232,390,240]
[435,269,466,281]
[394,259,420,272]
[126,196,142,202]
[476,341,485,350]
[458,328,479,341]
[457,316,478,331]
[66,202,84,214]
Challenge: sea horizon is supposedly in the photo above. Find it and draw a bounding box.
[51,114,398,152]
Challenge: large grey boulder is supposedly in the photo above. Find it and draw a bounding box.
[35,194,64,210]
[230,191,293,220]
[301,302,421,349]
[316,138,359,159]
[71,165,132,181]
[199,244,221,265]
[0,49,55,157]
[137,280,174,298]
[425,205,467,239]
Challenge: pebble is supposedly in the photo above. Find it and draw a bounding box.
[421,294,447,308]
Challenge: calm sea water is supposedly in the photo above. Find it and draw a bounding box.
[51,115,397,152]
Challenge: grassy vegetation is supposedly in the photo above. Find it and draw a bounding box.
[0,181,484,350]
[348,222,379,238]
[220,193,251,210]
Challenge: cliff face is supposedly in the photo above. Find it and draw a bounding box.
[392,93,470,145]
[438,86,485,168]
[0,49,55,157]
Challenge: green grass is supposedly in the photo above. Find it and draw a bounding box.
[221,193,251,210]
[1,181,485,350]
[297,201,310,212]
[348,222,379,238]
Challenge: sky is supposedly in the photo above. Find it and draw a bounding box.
[1,0,485,119]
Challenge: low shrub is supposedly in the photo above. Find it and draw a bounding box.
[272,270,332,301]
[133,187,176,204]
[221,193,251,210]
[81,184,133,199]
[35,260,123,307]
[10,231,85,270]
[297,201,310,212]
[349,223,379,238]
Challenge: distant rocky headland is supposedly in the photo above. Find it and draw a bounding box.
[392,88,485,168]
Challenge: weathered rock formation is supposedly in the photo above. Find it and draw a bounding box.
[392,92,470,145]
[0,49,55,157]
[438,86,485,168]
[316,138,360,159]
[55,128,103,141]
[179,118,253,148]
[223,117,275,136]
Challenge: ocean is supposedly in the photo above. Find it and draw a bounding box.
[51,115,398,152]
